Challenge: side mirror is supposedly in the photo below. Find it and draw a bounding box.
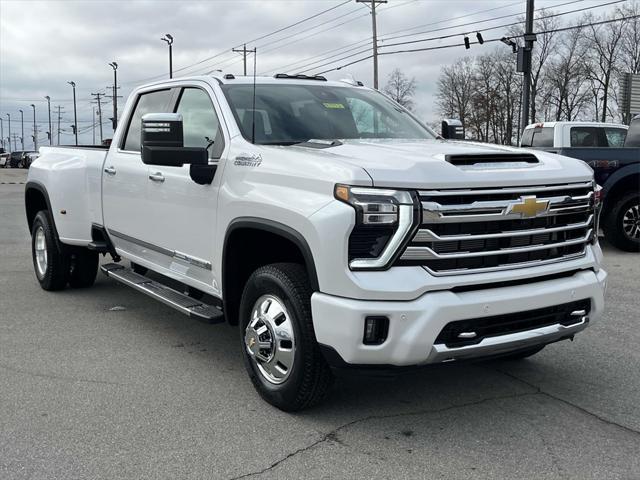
[441,118,465,140]
[141,113,208,167]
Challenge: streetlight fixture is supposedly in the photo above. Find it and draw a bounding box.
[161,34,174,78]
[19,109,24,150]
[108,62,118,130]
[30,104,37,150]
[45,96,52,145]
[68,81,78,145]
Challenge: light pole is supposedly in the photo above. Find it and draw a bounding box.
[0,117,4,151]
[68,81,78,145]
[5,113,10,153]
[19,109,24,150]
[161,34,174,79]
[45,96,52,145]
[30,104,37,150]
[109,62,118,131]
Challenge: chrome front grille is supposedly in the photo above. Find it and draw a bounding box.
[398,181,595,275]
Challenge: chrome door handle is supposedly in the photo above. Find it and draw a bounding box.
[149,172,165,183]
[104,166,116,176]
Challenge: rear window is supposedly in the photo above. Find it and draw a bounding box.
[521,127,553,147]
[570,127,604,147]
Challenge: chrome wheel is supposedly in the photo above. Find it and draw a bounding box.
[622,203,640,240]
[244,294,296,385]
[34,226,48,279]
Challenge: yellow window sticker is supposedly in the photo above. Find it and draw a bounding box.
[322,102,345,109]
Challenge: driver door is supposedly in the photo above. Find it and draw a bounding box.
[142,86,226,295]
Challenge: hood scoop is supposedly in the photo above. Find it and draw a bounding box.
[445,153,539,169]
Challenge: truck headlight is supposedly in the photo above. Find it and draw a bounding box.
[335,184,419,270]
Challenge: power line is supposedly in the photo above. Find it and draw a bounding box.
[124,0,352,85]
[378,0,627,49]
[313,14,639,75]
[266,0,578,76]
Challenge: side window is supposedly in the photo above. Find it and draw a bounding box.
[604,128,627,147]
[123,89,173,151]
[531,128,554,147]
[570,127,604,147]
[520,129,534,147]
[175,88,224,159]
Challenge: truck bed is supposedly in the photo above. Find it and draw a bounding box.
[27,146,108,245]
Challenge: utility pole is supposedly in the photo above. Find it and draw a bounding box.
[19,109,24,150]
[356,0,387,90]
[55,105,63,145]
[30,104,37,150]
[92,107,96,145]
[5,113,10,152]
[108,62,118,130]
[161,34,174,78]
[91,92,104,144]
[68,81,78,145]
[0,117,3,151]
[232,44,251,75]
[520,0,536,131]
[45,96,52,145]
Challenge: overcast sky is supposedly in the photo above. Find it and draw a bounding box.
[0,0,622,147]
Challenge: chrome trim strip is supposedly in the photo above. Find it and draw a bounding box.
[349,204,414,269]
[109,229,212,271]
[110,229,173,257]
[425,317,589,364]
[419,181,593,197]
[401,230,592,260]
[413,215,593,242]
[422,192,593,215]
[421,251,587,276]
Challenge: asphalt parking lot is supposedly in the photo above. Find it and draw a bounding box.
[1,168,639,480]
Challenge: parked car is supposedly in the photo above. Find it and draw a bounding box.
[24,151,39,168]
[524,117,640,251]
[521,121,628,149]
[25,74,606,411]
[0,148,9,168]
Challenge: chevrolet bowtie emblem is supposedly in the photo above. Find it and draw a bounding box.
[507,196,549,218]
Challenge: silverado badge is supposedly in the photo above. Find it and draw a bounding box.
[506,196,549,218]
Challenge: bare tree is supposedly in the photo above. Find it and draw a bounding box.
[585,11,628,122]
[436,57,475,130]
[383,68,416,110]
[546,26,590,121]
[620,1,640,74]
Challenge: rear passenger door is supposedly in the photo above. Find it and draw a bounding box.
[103,88,175,258]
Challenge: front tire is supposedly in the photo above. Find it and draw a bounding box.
[31,210,69,291]
[603,192,640,252]
[239,263,333,411]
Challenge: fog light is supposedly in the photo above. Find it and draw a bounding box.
[363,316,389,345]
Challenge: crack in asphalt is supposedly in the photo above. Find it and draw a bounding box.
[0,362,127,387]
[228,390,540,480]
[494,367,640,437]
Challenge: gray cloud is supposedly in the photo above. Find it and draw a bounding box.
[0,0,617,147]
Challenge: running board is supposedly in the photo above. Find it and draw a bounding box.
[100,263,224,323]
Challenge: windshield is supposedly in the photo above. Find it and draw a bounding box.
[221,83,435,145]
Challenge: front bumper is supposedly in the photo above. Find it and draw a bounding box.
[311,268,607,367]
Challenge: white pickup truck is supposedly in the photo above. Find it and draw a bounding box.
[26,74,607,411]
[521,121,628,149]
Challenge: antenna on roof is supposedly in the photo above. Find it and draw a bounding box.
[251,47,257,144]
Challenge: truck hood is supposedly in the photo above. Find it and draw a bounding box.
[301,139,594,189]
